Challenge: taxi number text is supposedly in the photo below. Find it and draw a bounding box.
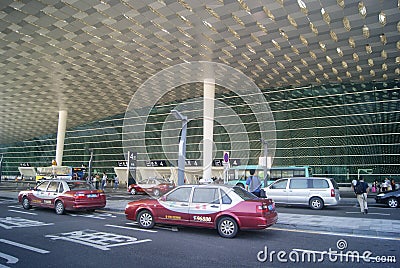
[193,216,211,222]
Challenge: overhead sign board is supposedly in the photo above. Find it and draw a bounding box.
[145,160,167,167]
[213,159,240,167]
[185,160,201,166]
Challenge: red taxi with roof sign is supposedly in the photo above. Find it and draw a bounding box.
[18,179,106,215]
[125,184,278,238]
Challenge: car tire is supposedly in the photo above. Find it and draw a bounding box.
[55,201,65,215]
[153,189,160,197]
[130,188,137,195]
[22,197,31,210]
[137,210,155,229]
[217,217,238,238]
[387,197,398,208]
[309,197,324,210]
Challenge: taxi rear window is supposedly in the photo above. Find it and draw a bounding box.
[232,186,258,200]
[67,182,93,191]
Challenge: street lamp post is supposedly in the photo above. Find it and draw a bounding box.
[172,109,187,186]
[0,154,3,183]
[88,149,94,183]
[260,139,268,187]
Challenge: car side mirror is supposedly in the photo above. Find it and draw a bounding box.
[159,195,166,201]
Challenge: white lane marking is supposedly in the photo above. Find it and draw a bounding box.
[8,210,37,215]
[0,239,49,254]
[269,227,400,241]
[107,224,157,233]
[0,252,18,266]
[46,229,151,251]
[68,212,117,219]
[96,210,125,215]
[7,205,23,209]
[0,217,53,230]
[125,222,178,232]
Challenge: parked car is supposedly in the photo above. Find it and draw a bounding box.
[128,177,174,196]
[125,184,278,238]
[375,189,400,208]
[263,177,340,210]
[18,179,106,215]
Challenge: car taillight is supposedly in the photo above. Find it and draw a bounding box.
[331,189,335,197]
[256,204,269,213]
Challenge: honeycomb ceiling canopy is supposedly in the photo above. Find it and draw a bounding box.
[0,0,399,145]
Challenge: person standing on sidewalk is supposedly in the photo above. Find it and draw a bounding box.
[354,177,370,214]
[101,172,107,190]
[113,175,119,191]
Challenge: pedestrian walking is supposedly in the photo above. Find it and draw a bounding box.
[382,178,390,192]
[113,175,119,191]
[371,179,378,193]
[101,172,107,190]
[93,174,100,189]
[390,179,396,191]
[354,177,369,214]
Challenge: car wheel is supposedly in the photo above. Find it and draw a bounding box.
[217,217,238,238]
[309,197,324,210]
[22,197,31,210]
[153,189,160,197]
[130,188,137,195]
[387,197,398,208]
[137,210,155,229]
[55,201,65,215]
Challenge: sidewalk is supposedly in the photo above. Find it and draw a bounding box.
[276,213,400,238]
[1,184,399,239]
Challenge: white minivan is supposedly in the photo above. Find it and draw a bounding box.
[263,177,341,209]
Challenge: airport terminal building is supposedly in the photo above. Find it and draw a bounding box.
[0,1,399,183]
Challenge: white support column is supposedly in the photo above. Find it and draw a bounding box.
[55,110,67,166]
[203,78,215,182]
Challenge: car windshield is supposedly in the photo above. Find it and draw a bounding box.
[67,181,93,191]
[232,186,258,200]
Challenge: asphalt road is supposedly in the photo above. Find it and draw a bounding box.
[0,199,398,268]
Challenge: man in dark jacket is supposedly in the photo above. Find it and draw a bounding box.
[354,177,370,214]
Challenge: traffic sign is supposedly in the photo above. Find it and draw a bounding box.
[223,152,229,164]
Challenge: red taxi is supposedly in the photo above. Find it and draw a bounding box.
[18,179,106,215]
[125,184,277,238]
[128,177,174,196]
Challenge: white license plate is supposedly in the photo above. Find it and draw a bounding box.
[87,194,97,198]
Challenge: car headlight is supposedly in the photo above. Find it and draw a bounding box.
[377,193,385,197]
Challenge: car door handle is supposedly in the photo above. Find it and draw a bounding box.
[180,204,188,207]
[211,205,219,208]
